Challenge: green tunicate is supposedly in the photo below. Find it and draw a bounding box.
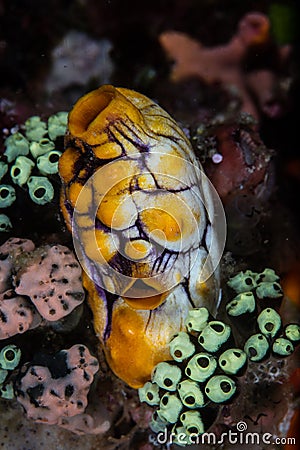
[205,375,236,403]
[0,345,21,370]
[27,176,54,205]
[256,281,283,299]
[0,184,16,208]
[198,321,231,353]
[48,111,68,140]
[257,308,281,339]
[171,425,190,447]
[149,411,168,433]
[244,333,269,362]
[227,270,257,293]
[255,268,280,284]
[185,353,217,383]
[10,156,35,186]
[24,116,47,141]
[138,381,160,406]
[0,368,8,384]
[152,362,181,391]
[272,337,294,357]
[226,292,256,316]
[0,162,8,180]
[185,307,209,332]
[0,214,12,232]
[218,348,247,375]
[284,324,300,344]
[157,392,183,424]
[30,138,55,158]
[180,410,204,435]
[169,332,195,362]
[0,382,14,399]
[4,132,30,162]
[177,379,205,409]
[37,150,62,175]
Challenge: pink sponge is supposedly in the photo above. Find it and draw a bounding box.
[0,289,42,339]
[16,344,99,425]
[0,238,35,293]
[15,245,85,321]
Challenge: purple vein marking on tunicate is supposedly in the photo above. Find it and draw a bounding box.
[79,246,115,340]
[151,247,177,275]
[181,277,196,308]
[64,199,74,219]
[112,122,150,154]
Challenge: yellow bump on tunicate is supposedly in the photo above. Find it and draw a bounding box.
[81,229,118,263]
[140,208,181,243]
[67,85,144,154]
[58,147,81,184]
[124,239,152,261]
[137,173,156,190]
[102,304,172,388]
[97,191,137,230]
[67,182,84,207]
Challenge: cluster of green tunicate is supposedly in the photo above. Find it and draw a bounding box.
[0,112,68,229]
[139,308,244,446]
[0,345,21,399]
[139,269,300,447]
[227,268,282,300]
[226,268,299,361]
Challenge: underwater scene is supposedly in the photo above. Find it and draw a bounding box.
[0,0,299,449]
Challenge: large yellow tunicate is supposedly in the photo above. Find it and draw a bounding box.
[59,85,221,388]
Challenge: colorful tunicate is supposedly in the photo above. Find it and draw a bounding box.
[0,162,8,180]
[198,321,231,352]
[169,332,195,362]
[30,138,55,158]
[27,175,54,205]
[48,111,68,140]
[185,307,210,332]
[177,379,205,408]
[4,132,29,162]
[24,116,47,141]
[10,156,35,186]
[257,308,282,338]
[37,150,62,175]
[0,214,12,232]
[256,281,283,299]
[138,381,160,406]
[272,337,294,356]
[58,85,225,388]
[152,362,182,391]
[204,375,236,403]
[185,353,217,382]
[284,324,300,343]
[244,333,269,361]
[0,344,21,370]
[0,185,16,208]
[218,348,247,375]
[226,292,256,316]
[227,270,257,293]
[1,112,67,219]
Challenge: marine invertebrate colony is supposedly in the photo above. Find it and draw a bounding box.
[159,12,291,119]
[59,85,226,388]
[138,269,299,446]
[0,237,85,338]
[0,112,68,230]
